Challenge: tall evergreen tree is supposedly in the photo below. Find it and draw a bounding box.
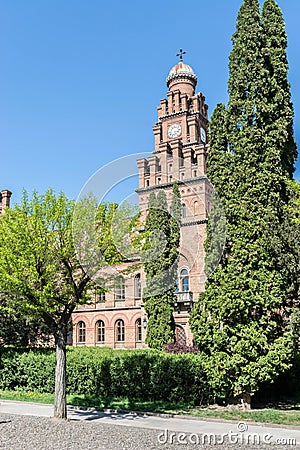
[260,0,299,301]
[143,184,181,349]
[261,0,297,179]
[190,0,297,407]
[170,182,181,278]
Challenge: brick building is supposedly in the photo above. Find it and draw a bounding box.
[72,54,212,348]
[0,190,12,214]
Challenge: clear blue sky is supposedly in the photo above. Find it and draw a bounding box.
[0,0,299,204]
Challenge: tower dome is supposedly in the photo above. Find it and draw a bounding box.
[166,61,197,86]
[166,51,197,96]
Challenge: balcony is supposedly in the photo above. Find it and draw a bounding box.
[174,291,194,313]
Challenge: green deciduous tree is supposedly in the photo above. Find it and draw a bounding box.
[0,190,91,419]
[190,0,298,407]
[0,189,125,418]
[143,184,181,349]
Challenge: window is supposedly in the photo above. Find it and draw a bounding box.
[181,172,184,180]
[157,177,161,184]
[134,274,141,299]
[194,201,198,216]
[77,321,86,343]
[182,203,186,218]
[95,289,105,302]
[192,152,197,165]
[96,320,105,343]
[180,269,189,291]
[135,318,142,342]
[115,319,125,342]
[99,292,106,302]
[169,175,173,182]
[194,170,197,177]
[146,179,150,187]
[115,276,125,300]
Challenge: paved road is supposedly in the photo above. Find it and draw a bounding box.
[0,399,300,447]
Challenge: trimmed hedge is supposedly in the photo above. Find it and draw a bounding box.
[0,347,211,404]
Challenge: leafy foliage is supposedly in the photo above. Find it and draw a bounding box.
[143,184,181,349]
[190,0,298,405]
[0,306,51,347]
[0,347,210,405]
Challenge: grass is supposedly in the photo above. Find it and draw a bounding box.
[186,407,300,427]
[1,390,300,426]
[0,390,54,404]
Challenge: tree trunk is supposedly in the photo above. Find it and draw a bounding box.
[54,324,67,419]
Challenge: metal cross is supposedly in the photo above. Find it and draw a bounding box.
[176,48,186,62]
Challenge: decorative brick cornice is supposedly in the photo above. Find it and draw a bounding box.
[136,176,209,193]
[158,110,208,123]
[159,110,188,120]
[181,219,208,227]
[74,306,143,313]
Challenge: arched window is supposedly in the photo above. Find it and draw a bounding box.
[77,321,86,343]
[175,325,186,345]
[135,318,142,342]
[115,319,125,342]
[194,201,198,216]
[96,320,105,343]
[115,276,125,300]
[146,179,149,187]
[180,269,189,291]
[182,203,186,218]
[134,274,141,299]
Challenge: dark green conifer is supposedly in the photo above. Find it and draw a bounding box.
[261,0,297,179]
[143,185,181,349]
[190,0,297,407]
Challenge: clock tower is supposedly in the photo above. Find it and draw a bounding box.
[136,52,212,343]
[137,53,209,188]
[157,58,208,151]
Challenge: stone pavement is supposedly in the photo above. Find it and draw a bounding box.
[1,399,300,447]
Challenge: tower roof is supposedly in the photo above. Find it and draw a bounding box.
[166,61,197,87]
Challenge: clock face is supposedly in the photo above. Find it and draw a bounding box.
[168,123,182,139]
[200,127,206,143]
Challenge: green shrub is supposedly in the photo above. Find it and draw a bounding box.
[0,347,210,404]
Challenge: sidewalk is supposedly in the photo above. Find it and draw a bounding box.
[1,399,300,446]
